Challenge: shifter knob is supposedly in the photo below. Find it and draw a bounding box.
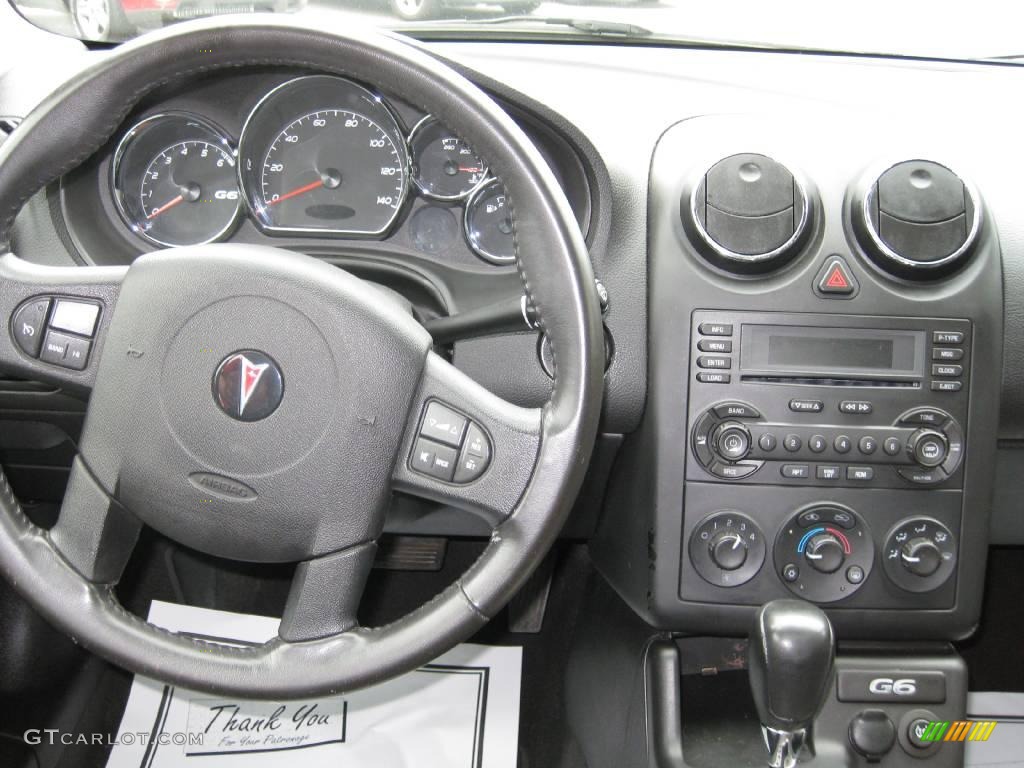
[749,600,835,767]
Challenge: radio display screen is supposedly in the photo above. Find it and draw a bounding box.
[741,325,923,377]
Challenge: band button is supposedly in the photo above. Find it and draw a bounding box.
[712,402,761,419]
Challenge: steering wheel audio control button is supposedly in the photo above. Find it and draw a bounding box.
[411,405,491,484]
[411,437,458,481]
[49,299,100,338]
[420,401,467,447]
[11,297,51,358]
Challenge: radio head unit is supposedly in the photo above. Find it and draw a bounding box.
[687,310,969,490]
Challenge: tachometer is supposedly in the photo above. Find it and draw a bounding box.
[112,113,240,247]
[239,76,409,236]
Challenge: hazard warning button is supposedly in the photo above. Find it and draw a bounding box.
[814,256,859,298]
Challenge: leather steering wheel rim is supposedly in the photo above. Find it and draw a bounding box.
[0,18,603,697]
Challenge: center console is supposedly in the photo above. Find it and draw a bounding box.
[590,113,1004,766]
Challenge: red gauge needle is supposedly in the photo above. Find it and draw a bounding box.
[146,194,184,220]
[267,179,324,207]
[459,167,483,173]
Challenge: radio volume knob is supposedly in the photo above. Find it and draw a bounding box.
[804,533,845,574]
[713,422,751,462]
[900,538,942,578]
[907,428,949,468]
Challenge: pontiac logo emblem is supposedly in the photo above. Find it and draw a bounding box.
[213,350,283,422]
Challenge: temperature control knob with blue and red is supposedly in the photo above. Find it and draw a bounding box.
[775,505,874,602]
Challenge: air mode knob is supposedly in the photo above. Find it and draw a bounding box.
[853,159,981,278]
[709,530,749,571]
[804,533,846,574]
[900,538,942,578]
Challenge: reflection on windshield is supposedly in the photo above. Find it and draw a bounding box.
[7,0,1024,62]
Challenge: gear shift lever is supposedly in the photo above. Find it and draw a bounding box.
[748,600,835,768]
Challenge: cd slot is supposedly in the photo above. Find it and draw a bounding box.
[741,375,921,388]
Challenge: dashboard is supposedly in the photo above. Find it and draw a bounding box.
[5,38,1024,638]
[54,68,594,271]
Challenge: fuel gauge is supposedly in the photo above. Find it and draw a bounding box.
[409,116,488,201]
[464,178,515,264]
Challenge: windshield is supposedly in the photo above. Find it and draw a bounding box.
[6,0,1022,62]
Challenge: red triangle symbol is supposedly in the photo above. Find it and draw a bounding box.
[825,265,849,289]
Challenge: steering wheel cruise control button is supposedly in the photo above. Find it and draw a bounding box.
[11,297,51,357]
[454,424,491,483]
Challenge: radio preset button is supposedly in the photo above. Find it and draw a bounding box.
[696,372,730,384]
[859,436,878,455]
[931,381,962,392]
[698,339,732,353]
[782,464,810,479]
[699,323,733,336]
[932,347,964,361]
[758,433,777,452]
[933,331,964,345]
[816,465,841,480]
[789,398,824,413]
[712,402,760,419]
[834,435,852,454]
[932,364,962,377]
[839,400,873,415]
[783,434,802,452]
[808,434,827,453]
[883,437,902,456]
[847,466,874,481]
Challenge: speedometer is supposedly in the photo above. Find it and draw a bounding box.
[239,76,409,236]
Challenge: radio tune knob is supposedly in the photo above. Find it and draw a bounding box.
[804,533,845,574]
[709,530,748,571]
[907,428,949,468]
[713,422,751,462]
[900,538,942,578]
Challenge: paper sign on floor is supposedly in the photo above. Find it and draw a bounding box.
[105,600,521,768]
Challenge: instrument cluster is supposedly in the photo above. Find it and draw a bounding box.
[109,74,519,265]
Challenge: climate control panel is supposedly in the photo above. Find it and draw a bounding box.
[691,402,964,488]
[774,505,873,602]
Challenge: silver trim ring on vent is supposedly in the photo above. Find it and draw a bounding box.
[687,157,811,265]
[858,159,982,272]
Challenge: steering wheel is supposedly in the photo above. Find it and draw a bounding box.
[0,18,603,697]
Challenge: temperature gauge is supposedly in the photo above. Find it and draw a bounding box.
[464,178,514,264]
[409,116,487,201]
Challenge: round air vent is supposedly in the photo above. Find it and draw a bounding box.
[683,153,812,274]
[853,159,980,278]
